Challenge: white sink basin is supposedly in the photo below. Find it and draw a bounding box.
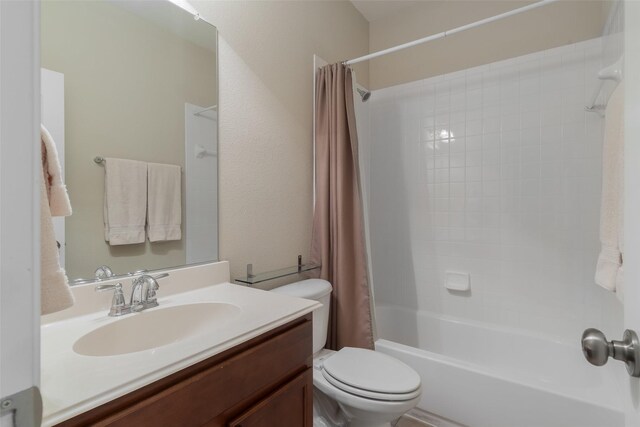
[73,303,241,356]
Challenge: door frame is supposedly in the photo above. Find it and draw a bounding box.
[0,0,41,424]
[624,0,640,425]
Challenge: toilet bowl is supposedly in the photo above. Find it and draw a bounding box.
[273,279,422,427]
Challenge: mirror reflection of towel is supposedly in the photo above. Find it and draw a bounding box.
[147,162,182,242]
[103,158,148,245]
[41,124,74,315]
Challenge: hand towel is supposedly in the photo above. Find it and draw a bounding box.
[595,82,624,300]
[41,124,72,216]
[103,158,148,245]
[147,162,182,242]
[40,125,74,315]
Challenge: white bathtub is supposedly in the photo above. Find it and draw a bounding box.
[375,305,624,427]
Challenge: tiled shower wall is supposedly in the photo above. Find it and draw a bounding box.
[366,37,622,343]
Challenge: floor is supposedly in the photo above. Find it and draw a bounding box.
[394,415,434,427]
[394,409,466,427]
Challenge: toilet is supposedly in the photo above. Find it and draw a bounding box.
[272,279,422,427]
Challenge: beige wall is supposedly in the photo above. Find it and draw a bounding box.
[42,1,216,279]
[369,0,609,89]
[193,1,369,280]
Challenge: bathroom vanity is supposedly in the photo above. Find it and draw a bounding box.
[41,262,320,427]
[56,315,312,427]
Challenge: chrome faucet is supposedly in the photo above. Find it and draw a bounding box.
[95,273,169,317]
[94,265,115,280]
[130,273,168,312]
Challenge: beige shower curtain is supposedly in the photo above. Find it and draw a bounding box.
[311,63,374,350]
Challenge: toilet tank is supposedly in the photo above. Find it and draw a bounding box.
[272,279,332,354]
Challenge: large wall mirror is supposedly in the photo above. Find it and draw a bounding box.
[41,0,218,282]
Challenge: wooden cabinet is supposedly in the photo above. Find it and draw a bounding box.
[56,314,313,427]
[228,371,312,427]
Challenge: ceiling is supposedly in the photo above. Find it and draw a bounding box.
[350,0,419,22]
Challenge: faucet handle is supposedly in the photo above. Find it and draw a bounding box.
[95,282,120,292]
[127,269,148,276]
[96,283,130,317]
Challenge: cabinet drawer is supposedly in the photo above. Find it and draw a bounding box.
[228,369,312,427]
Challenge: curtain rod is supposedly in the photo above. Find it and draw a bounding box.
[344,0,560,65]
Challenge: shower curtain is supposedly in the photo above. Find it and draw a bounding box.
[311,63,374,350]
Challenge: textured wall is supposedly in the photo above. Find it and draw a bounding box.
[369,0,609,89]
[193,1,369,280]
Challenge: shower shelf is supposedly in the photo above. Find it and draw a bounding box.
[234,255,320,285]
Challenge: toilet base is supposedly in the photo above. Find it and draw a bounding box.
[313,386,399,427]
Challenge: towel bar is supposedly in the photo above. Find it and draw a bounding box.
[94,156,183,172]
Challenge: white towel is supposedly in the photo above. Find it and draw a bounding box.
[595,82,624,300]
[147,162,182,242]
[41,125,72,216]
[40,125,74,315]
[103,158,148,245]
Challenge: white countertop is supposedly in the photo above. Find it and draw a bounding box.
[41,281,320,426]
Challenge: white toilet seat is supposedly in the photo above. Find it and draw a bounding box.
[322,369,422,401]
[313,366,422,427]
[316,347,421,402]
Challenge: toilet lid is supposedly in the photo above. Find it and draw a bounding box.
[321,347,421,400]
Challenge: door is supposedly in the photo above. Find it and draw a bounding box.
[0,1,42,426]
[624,2,640,426]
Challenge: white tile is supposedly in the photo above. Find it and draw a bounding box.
[466,182,482,198]
[450,122,466,139]
[466,135,482,151]
[466,150,482,167]
[501,113,520,132]
[451,91,466,111]
[466,72,482,91]
[502,130,519,146]
[466,88,482,108]
[450,153,465,168]
[482,149,500,166]
[521,145,540,163]
[482,134,500,151]
[466,166,482,182]
[520,111,540,130]
[450,111,466,124]
[466,119,483,136]
[449,212,465,227]
[465,197,482,212]
[369,35,616,345]
[483,116,501,134]
[482,167,501,181]
[450,197,465,211]
[449,137,465,153]
[449,182,466,197]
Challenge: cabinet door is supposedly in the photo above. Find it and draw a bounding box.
[228,370,312,427]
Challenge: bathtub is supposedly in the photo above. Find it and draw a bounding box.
[375,305,624,427]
